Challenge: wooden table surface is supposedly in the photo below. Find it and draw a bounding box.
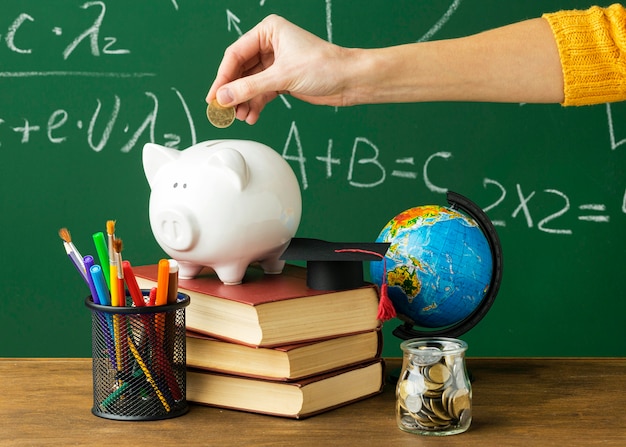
[2,358,625,446]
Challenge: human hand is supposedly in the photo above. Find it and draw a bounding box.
[206,15,353,124]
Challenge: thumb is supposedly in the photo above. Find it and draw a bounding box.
[217,69,284,107]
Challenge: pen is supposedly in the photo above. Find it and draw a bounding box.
[148,287,157,306]
[113,238,125,307]
[83,255,100,305]
[167,259,179,304]
[106,220,117,295]
[90,265,110,306]
[122,260,145,307]
[99,367,143,409]
[155,259,170,306]
[89,264,116,369]
[92,231,110,287]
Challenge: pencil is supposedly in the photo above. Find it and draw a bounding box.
[108,239,122,373]
[127,335,171,412]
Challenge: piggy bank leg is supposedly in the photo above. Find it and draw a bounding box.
[258,242,290,275]
[213,262,249,285]
[259,258,285,275]
[177,261,204,279]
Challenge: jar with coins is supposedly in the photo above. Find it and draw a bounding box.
[396,337,472,436]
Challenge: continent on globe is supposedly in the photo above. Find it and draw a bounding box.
[371,205,493,328]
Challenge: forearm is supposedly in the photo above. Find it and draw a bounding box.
[344,18,564,105]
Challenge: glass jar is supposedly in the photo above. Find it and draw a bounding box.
[396,337,472,436]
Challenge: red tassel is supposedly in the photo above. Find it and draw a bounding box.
[334,247,396,322]
[376,283,396,321]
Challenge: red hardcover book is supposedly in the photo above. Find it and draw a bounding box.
[133,264,380,347]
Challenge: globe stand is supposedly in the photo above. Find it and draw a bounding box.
[386,192,503,386]
[392,191,504,341]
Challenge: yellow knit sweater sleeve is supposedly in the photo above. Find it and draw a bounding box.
[543,4,626,106]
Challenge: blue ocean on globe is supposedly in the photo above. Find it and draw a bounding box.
[370,205,493,328]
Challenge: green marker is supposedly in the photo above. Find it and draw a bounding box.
[92,231,111,288]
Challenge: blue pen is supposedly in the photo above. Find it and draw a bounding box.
[90,264,117,369]
[83,255,100,305]
[90,264,111,306]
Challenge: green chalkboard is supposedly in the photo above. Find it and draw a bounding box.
[1,0,624,358]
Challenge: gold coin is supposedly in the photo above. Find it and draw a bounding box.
[398,380,411,400]
[426,363,451,385]
[430,398,453,421]
[206,99,235,128]
[449,389,471,419]
[441,386,456,412]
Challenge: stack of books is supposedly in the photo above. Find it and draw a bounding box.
[134,263,385,419]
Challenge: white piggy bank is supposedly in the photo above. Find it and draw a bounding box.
[142,140,302,284]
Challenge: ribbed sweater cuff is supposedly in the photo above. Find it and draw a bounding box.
[543,4,626,106]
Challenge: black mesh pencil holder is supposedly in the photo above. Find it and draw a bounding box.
[85,291,190,421]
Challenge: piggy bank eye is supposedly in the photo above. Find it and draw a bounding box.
[172,182,187,189]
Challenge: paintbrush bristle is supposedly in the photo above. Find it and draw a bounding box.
[106,220,116,235]
[113,238,123,254]
[58,227,71,243]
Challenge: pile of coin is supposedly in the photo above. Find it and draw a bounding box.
[396,346,472,433]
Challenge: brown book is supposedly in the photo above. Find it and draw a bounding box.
[187,358,385,419]
[186,328,382,381]
[133,264,380,347]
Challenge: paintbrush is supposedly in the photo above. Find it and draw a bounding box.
[58,227,87,282]
[106,220,116,264]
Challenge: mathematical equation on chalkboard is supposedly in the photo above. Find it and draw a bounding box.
[1,1,624,236]
[0,1,131,60]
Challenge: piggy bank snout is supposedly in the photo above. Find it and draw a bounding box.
[152,208,197,251]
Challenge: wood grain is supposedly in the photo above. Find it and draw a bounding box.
[1,358,625,446]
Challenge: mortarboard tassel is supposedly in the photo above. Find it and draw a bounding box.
[376,282,396,322]
[334,248,396,322]
[374,255,396,322]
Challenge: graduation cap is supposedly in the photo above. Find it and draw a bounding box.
[280,237,390,290]
[281,237,396,321]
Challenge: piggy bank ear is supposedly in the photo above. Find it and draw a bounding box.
[208,147,249,191]
[143,143,181,188]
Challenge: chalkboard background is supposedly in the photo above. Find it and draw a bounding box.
[1,0,624,357]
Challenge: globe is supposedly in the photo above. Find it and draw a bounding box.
[370,200,495,331]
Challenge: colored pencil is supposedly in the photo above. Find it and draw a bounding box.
[127,335,171,412]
